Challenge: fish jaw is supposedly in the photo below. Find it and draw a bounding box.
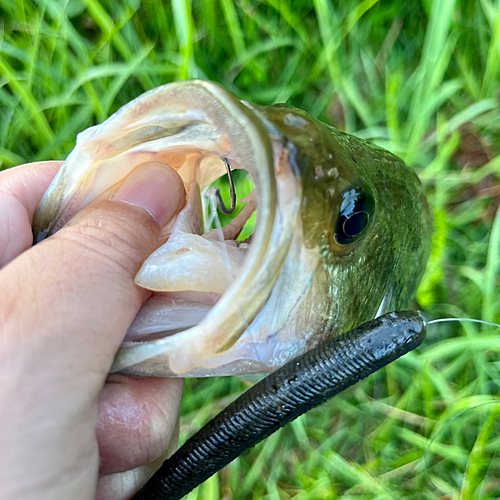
[113,211,323,377]
[113,128,306,376]
[32,80,312,376]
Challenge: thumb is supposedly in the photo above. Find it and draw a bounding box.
[0,161,185,384]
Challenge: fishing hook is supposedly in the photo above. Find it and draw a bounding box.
[212,158,237,215]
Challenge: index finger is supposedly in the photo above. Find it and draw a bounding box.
[0,161,62,267]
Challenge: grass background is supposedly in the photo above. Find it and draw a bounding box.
[1,0,500,498]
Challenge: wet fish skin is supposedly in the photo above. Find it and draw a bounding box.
[256,103,431,346]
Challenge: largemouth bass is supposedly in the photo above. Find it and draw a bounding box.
[33,80,432,377]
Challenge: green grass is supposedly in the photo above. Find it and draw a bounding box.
[1,0,500,498]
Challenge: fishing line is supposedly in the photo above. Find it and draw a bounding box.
[203,161,252,338]
[205,183,262,371]
[204,163,237,286]
[382,315,500,482]
[427,317,500,329]
[201,167,238,323]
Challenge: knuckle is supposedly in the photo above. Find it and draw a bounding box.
[58,206,156,274]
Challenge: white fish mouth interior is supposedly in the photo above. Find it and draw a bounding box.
[126,162,258,342]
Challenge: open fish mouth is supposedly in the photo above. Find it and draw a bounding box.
[33,81,308,376]
[33,80,432,377]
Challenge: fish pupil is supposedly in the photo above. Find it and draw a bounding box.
[335,187,373,244]
[343,211,369,237]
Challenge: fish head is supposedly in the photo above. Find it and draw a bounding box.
[32,81,431,377]
[258,104,432,342]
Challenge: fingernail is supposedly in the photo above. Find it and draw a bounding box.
[113,162,185,226]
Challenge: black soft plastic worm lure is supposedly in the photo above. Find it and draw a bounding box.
[134,310,426,500]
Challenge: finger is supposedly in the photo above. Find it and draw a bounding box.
[97,375,183,475]
[0,161,62,267]
[95,424,179,500]
[1,160,185,380]
[0,161,185,498]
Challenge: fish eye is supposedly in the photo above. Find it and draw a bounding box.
[335,187,374,245]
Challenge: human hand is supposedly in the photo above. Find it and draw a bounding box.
[0,161,186,500]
